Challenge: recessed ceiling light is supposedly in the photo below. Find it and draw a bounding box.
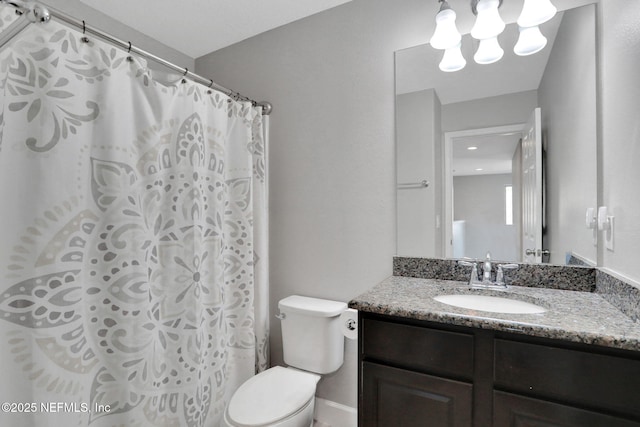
[475,168,483,171]
[467,146,478,150]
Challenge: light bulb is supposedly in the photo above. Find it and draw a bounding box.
[518,0,557,28]
[514,26,548,56]
[439,43,466,72]
[471,0,505,40]
[474,37,504,64]
[430,2,461,50]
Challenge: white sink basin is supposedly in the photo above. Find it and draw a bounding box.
[434,294,546,314]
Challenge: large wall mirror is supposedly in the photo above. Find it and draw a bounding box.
[395,1,598,265]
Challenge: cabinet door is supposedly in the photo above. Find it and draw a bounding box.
[362,362,472,427]
[494,339,640,419]
[494,391,640,427]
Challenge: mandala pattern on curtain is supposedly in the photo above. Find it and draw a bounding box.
[0,8,268,427]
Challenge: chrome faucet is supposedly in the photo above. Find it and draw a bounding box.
[482,252,493,284]
[458,259,480,286]
[496,263,519,286]
[458,252,518,289]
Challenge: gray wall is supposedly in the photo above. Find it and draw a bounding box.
[600,1,640,283]
[397,89,441,257]
[538,5,597,265]
[442,90,538,133]
[42,0,194,69]
[196,0,433,407]
[454,174,518,261]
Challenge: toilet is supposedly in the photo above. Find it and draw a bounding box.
[223,295,347,427]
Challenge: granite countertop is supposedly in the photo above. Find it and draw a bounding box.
[349,276,640,352]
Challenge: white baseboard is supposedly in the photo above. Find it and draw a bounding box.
[314,397,357,427]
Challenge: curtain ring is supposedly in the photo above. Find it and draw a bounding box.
[81,21,90,43]
[126,42,133,62]
[183,68,189,77]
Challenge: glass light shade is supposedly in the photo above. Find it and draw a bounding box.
[514,26,548,56]
[474,37,504,64]
[517,0,557,28]
[439,43,466,72]
[471,0,505,40]
[430,8,461,50]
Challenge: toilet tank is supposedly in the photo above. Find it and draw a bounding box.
[278,295,347,374]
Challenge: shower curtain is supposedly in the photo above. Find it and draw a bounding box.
[0,6,268,427]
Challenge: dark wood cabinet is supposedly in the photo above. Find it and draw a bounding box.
[362,318,474,380]
[493,391,640,427]
[362,362,472,427]
[494,338,640,420]
[359,313,640,427]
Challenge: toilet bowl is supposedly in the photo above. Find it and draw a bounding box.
[223,295,348,427]
[222,366,320,427]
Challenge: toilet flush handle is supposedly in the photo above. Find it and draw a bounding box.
[275,312,286,320]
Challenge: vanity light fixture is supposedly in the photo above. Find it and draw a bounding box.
[517,0,557,28]
[514,0,556,56]
[439,43,467,72]
[471,0,505,40]
[474,36,504,64]
[514,25,547,56]
[428,0,556,71]
[430,0,462,50]
[471,0,505,65]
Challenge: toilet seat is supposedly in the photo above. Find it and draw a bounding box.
[226,366,320,426]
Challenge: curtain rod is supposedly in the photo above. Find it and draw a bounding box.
[1,0,272,115]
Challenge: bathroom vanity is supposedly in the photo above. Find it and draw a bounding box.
[351,275,640,427]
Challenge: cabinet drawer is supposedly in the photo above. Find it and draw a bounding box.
[362,318,474,379]
[494,391,640,427]
[494,339,640,419]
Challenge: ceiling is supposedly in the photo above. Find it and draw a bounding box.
[75,0,594,64]
[452,133,522,177]
[78,0,352,58]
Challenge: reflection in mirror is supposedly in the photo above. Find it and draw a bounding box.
[396,3,597,265]
[450,126,523,261]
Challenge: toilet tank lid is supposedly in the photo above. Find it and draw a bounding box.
[278,295,347,317]
[227,366,320,426]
